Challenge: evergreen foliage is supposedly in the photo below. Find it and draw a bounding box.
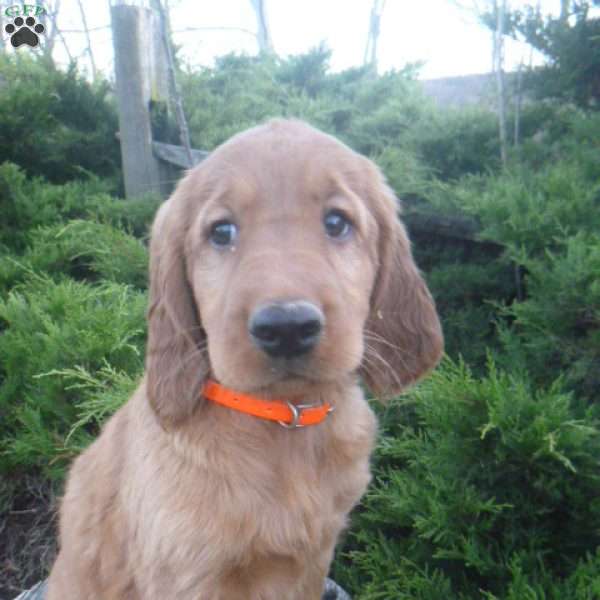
[0,42,599,598]
[0,55,122,187]
[498,233,600,401]
[0,161,161,254]
[0,277,146,477]
[505,1,600,108]
[335,360,600,599]
[21,221,149,289]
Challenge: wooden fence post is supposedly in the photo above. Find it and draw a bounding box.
[111,4,176,199]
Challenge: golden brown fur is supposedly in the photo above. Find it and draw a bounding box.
[47,119,443,600]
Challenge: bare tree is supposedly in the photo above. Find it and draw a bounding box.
[249,0,274,54]
[364,0,386,71]
[56,28,74,62]
[153,0,194,167]
[492,0,508,167]
[515,0,540,148]
[77,0,97,80]
[41,0,61,61]
[513,58,523,147]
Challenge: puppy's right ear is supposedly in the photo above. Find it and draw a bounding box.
[145,191,209,428]
[360,164,443,398]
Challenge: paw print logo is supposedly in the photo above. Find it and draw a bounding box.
[5,16,45,48]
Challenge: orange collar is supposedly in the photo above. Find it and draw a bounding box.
[202,380,333,428]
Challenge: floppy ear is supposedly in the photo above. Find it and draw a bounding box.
[361,173,443,398]
[145,191,209,428]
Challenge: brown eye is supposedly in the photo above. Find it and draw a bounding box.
[209,221,237,247]
[324,210,352,239]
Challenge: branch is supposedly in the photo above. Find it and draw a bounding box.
[61,25,111,33]
[43,0,61,60]
[154,0,194,168]
[172,26,256,37]
[77,0,97,81]
[56,25,74,62]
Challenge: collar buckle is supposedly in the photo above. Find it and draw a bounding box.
[278,401,335,429]
[278,401,301,429]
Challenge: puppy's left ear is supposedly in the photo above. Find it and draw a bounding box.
[360,168,443,398]
[145,185,210,428]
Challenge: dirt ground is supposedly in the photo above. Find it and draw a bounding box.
[0,474,58,600]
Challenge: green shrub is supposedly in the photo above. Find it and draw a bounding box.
[181,52,291,150]
[372,146,433,199]
[89,194,162,240]
[403,191,517,372]
[0,277,146,477]
[0,55,121,186]
[336,70,433,157]
[0,162,160,253]
[335,360,600,599]
[414,107,500,181]
[426,261,515,368]
[554,550,600,599]
[498,233,600,400]
[38,362,141,456]
[431,154,600,396]
[0,162,111,252]
[181,49,538,187]
[554,109,600,183]
[0,253,24,296]
[181,50,431,152]
[452,161,600,258]
[21,221,149,289]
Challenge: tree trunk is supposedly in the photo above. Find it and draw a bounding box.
[493,0,508,167]
[249,0,274,54]
[514,59,523,147]
[42,0,60,62]
[364,0,386,71]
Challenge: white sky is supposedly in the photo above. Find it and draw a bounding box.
[27,1,572,80]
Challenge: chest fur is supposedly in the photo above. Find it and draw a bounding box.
[128,393,376,596]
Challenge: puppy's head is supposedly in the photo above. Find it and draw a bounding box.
[145,120,443,426]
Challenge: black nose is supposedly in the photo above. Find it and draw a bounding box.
[249,301,324,359]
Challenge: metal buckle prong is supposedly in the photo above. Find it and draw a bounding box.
[277,400,333,429]
[277,400,335,429]
[278,401,302,429]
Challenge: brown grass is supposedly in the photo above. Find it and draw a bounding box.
[0,474,58,598]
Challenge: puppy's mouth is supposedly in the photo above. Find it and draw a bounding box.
[250,358,337,397]
[268,357,312,376]
[265,362,319,386]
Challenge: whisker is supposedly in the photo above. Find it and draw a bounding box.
[363,328,412,355]
[362,341,405,391]
[363,328,420,362]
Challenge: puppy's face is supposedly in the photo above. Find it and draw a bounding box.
[185,126,379,396]
[146,120,442,424]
